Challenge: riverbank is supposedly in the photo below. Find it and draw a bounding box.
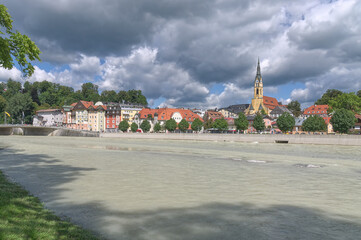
[0,170,101,240]
[100,132,361,146]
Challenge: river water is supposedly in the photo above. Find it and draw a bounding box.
[1,136,361,239]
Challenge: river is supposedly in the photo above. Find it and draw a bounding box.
[1,136,361,239]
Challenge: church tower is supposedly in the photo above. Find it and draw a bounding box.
[244,58,270,115]
[254,58,263,99]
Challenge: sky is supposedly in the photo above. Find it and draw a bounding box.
[1,0,360,109]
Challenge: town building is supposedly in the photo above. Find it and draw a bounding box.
[71,100,94,130]
[222,104,250,116]
[136,108,203,131]
[204,110,224,121]
[303,105,329,117]
[244,59,280,115]
[33,109,63,127]
[62,104,74,126]
[105,103,121,132]
[120,104,143,125]
[269,105,293,119]
[88,102,107,132]
[218,108,238,118]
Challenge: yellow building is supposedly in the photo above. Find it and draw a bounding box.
[120,104,143,125]
[244,59,273,115]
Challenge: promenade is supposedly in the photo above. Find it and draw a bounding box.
[101,132,361,146]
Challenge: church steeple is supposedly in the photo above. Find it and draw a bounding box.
[254,58,263,99]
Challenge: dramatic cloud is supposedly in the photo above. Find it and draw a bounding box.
[2,0,361,108]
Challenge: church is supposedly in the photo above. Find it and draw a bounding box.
[244,59,280,115]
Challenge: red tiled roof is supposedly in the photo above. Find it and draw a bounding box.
[139,108,203,122]
[303,105,329,115]
[323,117,331,124]
[206,111,224,120]
[355,114,361,120]
[70,102,77,107]
[263,96,279,110]
[80,100,94,109]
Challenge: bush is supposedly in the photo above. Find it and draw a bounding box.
[302,115,327,132]
[165,119,177,132]
[252,114,265,132]
[153,122,161,132]
[130,122,138,132]
[276,112,295,133]
[234,112,248,131]
[178,119,189,132]
[330,109,356,133]
[212,118,228,131]
[191,118,203,132]
[140,120,151,132]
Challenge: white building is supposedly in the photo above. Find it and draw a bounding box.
[33,109,63,127]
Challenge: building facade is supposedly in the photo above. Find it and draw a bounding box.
[33,109,63,127]
[105,103,121,132]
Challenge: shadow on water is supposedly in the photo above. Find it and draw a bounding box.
[1,148,361,240]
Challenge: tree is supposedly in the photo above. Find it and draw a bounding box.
[191,118,203,132]
[140,120,151,132]
[153,122,161,133]
[252,114,265,132]
[2,79,21,99]
[0,4,41,77]
[212,118,228,131]
[234,112,249,132]
[276,112,295,133]
[328,93,361,113]
[302,115,327,132]
[330,109,356,134]
[118,120,129,132]
[7,93,34,124]
[165,119,177,132]
[287,100,301,117]
[178,119,189,132]
[130,122,138,132]
[203,118,213,130]
[81,82,99,102]
[315,89,343,105]
[100,90,117,103]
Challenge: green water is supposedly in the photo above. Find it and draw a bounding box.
[1,136,361,239]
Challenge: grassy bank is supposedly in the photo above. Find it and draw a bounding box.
[0,171,101,240]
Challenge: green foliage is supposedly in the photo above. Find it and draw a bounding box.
[302,115,327,132]
[81,82,99,102]
[100,90,118,103]
[287,100,301,117]
[191,118,203,132]
[178,119,189,132]
[0,171,99,239]
[140,119,151,132]
[212,118,228,131]
[252,114,265,132]
[315,89,343,105]
[276,112,295,133]
[131,122,138,132]
[260,109,266,115]
[234,112,249,131]
[153,122,161,132]
[118,120,129,132]
[0,4,41,77]
[357,90,361,98]
[203,118,213,130]
[0,95,7,112]
[328,92,361,113]
[7,93,34,124]
[330,109,356,134]
[165,119,177,132]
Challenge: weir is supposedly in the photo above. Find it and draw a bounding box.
[0,125,99,137]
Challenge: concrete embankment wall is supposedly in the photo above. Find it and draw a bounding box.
[100,133,361,146]
[51,129,99,137]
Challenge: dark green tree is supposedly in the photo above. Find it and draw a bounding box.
[276,112,295,133]
[328,93,361,113]
[191,118,203,132]
[287,100,302,117]
[153,122,161,133]
[0,4,41,77]
[178,119,189,132]
[302,115,327,132]
[330,109,356,134]
[130,122,138,132]
[0,95,7,113]
[234,112,249,131]
[100,90,117,103]
[357,90,361,98]
[118,120,129,132]
[3,79,21,99]
[81,82,99,102]
[212,118,228,131]
[252,114,265,132]
[140,119,151,132]
[315,89,343,105]
[165,119,177,132]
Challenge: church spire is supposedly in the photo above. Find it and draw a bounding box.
[255,57,262,81]
[254,58,263,99]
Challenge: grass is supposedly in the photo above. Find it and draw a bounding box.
[0,171,102,240]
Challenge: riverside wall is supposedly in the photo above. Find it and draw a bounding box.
[100,132,361,146]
